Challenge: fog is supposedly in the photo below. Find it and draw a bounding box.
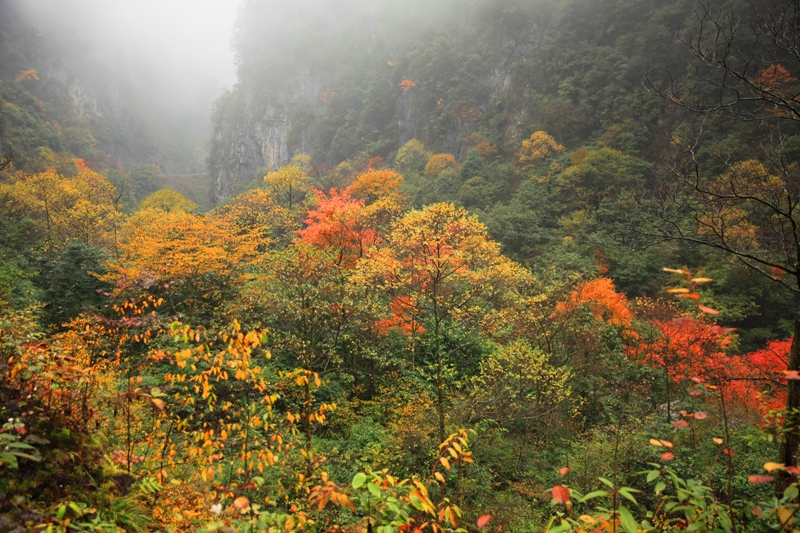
[18,0,240,144]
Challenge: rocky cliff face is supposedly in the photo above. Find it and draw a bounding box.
[208,2,552,203]
[209,70,325,202]
[210,103,289,202]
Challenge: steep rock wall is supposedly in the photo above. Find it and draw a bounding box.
[209,3,552,203]
[209,70,324,202]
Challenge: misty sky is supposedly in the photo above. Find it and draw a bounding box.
[21,0,240,115]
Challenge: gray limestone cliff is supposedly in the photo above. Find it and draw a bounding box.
[208,3,551,204]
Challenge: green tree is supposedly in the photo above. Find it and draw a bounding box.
[34,241,109,328]
[395,139,431,175]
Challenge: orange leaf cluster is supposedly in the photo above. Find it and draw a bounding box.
[398,79,417,94]
[756,63,797,95]
[15,69,39,82]
[554,278,634,329]
[630,317,788,412]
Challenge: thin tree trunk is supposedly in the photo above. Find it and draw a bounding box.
[304,376,313,478]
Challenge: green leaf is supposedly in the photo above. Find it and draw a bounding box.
[0,452,18,469]
[409,496,424,511]
[655,481,666,495]
[367,482,382,498]
[618,505,638,533]
[618,488,639,505]
[352,472,367,489]
[599,477,614,488]
[10,452,40,462]
[784,485,799,500]
[7,442,36,450]
[544,517,570,533]
[578,490,608,503]
[646,470,661,482]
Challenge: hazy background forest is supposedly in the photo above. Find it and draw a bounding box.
[1,0,800,531]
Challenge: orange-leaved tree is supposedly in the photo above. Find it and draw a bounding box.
[297,169,406,267]
[539,277,637,372]
[296,189,380,268]
[518,130,565,169]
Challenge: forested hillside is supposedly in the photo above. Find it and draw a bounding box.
[2,0,800,532]
[0,0,215,206]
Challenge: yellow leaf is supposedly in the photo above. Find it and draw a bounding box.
[691,277,713,283]
[440,457,451,470]
[434,472,445,483]
[667,288,690,293]
[777,507,793,528]
[764,462,784,472]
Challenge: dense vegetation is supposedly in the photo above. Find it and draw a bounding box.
[2,0,800,532]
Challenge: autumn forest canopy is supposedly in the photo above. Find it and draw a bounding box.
[3,0,800,531]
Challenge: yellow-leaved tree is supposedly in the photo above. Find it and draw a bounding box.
[105,208,261,319]
[6,168,121,254]
[138,189,198,213]
[518,130,565,169]
[264,164,312,210]
[355,203,530,442]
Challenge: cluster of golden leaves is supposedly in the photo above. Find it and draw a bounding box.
[2,168,120,253]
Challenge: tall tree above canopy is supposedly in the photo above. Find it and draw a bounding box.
[264,165,312,210]
[356,203,530,442]
[213,188,297,249]
[138,189,198,214]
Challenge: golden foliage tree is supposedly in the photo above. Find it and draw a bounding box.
[264,164,312,210]
[518,130,565,168]
[356,203,530,441]
[424,153,457,179]
[106,209,261,318]
[213,188,298,249]
[469,340,576,459]
[139,188,198,213]
[7,169,120,253]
